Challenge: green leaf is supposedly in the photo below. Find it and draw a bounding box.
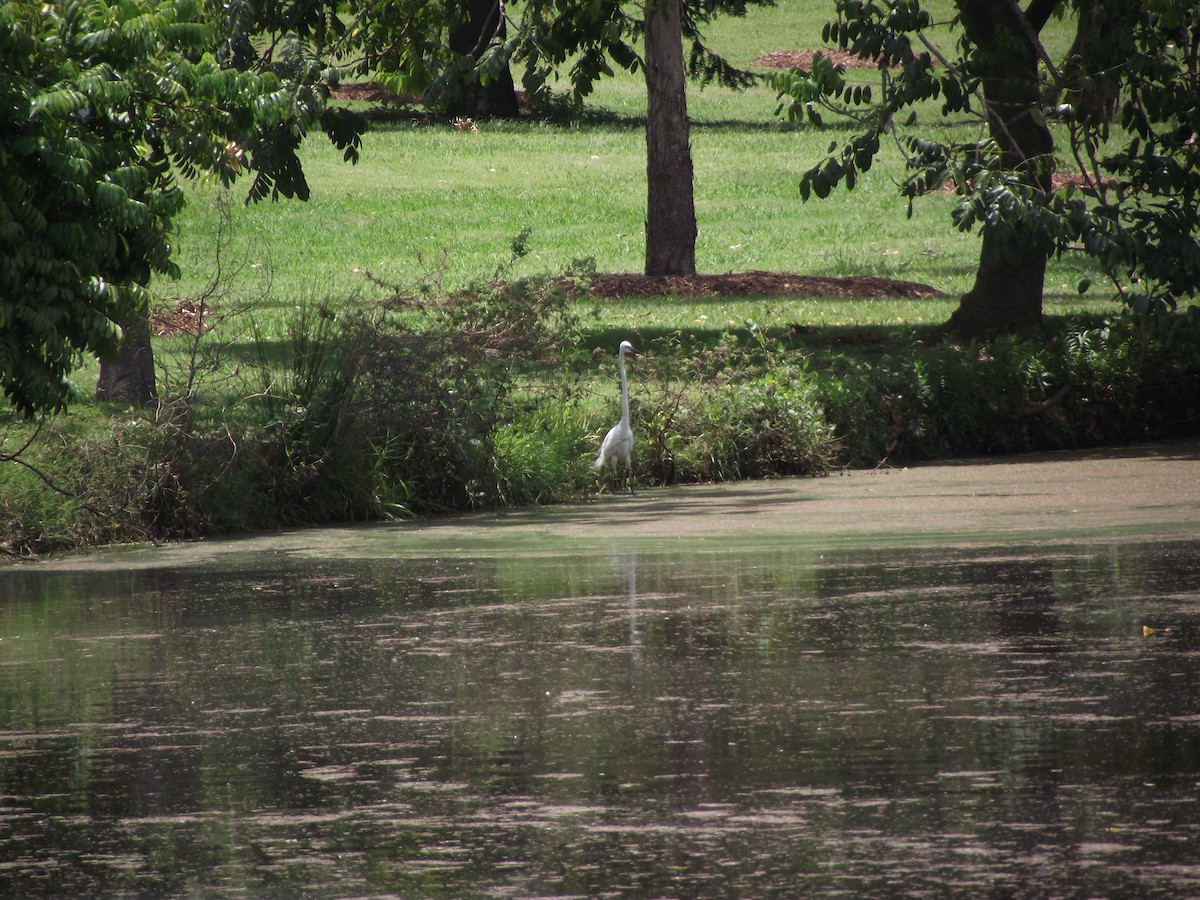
[31,88,88,117]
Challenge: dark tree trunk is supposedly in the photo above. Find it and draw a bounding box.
[446,0,519,119]
[1053,4,1120,123]
[644,0,697,276]
[945,0,1056,338]
[96,308,157,408]
[945,235,1049,335]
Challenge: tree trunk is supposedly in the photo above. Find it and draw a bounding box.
[643,0,697,276]
[446,0,519,119]
[946,0,1056,338]
[945,234,1048,335]
[96,308,157,408]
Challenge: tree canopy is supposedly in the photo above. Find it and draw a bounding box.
[0,0,365,418]
[230,0,769,116]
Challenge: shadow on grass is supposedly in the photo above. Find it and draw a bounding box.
[211,302,1124,407]
[355,104,877,136]
[583,320,942,362]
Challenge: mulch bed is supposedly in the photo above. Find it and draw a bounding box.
[331,82,415,104]
[151,274,937,337]
[938,171,1125,195]
[751,48,881,70]
[329,83,532,111]
[150,299,210,337]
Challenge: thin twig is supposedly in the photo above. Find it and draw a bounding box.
[0,419,81,501]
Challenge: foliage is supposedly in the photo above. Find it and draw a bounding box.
[769,0,1200,329]
[817,313,1200,465]
[507,0,770,104]
[0,0,365,418]
[1062,0,1200,316]
[234,0,776,115]
[240,251,588,521]
[637,329,834,483]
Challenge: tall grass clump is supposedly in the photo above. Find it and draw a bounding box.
[244,258,591,520]
[636,329,835,483]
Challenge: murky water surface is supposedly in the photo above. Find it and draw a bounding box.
[2,536,1200,896]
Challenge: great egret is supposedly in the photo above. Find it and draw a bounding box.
[593,340,636,473]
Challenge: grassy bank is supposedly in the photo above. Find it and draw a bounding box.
[2,3,1199,557]
[4,266,1197,557]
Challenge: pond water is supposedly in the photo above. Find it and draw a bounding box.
[2,531,1200,897]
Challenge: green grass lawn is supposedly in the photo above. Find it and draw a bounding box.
[161,0,1118,347]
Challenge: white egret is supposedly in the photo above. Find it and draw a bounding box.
[593,340,636,473]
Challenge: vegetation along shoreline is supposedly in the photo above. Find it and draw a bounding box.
[2,1,1198,558]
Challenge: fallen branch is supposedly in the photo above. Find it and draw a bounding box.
[1020,382,1073,417]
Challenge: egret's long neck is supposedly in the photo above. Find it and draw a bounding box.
[618,351,630,426]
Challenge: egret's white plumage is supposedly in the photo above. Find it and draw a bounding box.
[593,340,636,472]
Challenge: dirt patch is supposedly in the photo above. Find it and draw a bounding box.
[1050,172,1121,190]
[153,274,940,336]
[330,83,532,111]
[561,271,939,301]
[937,171,1125,195]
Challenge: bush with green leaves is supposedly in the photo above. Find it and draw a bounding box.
[817,314,1200,466]
[0,0,364,418]
[245,266,587,521]
[637,331,835,483]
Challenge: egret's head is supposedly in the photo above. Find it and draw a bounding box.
[619,340,636,356]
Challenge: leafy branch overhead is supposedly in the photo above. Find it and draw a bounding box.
[314,0,772,113]
[770,0,1200,328]
[515,0,769,99]
[0,0,367,418]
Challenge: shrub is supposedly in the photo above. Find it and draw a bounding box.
[637,331,834,483]
[239,267,584,519]
[817,313,1200,466]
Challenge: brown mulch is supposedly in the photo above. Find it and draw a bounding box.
[752,48,880,70]
[330,82,416,104]
[754,47,944,70]
[329,83,532,110]
[151,299,210,337]
[150,274,938,336]
[938,171,1125,195]
[560,271,939,300]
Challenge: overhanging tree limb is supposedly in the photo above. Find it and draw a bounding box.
[0,0,365,418]
[771,0,1200,336]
